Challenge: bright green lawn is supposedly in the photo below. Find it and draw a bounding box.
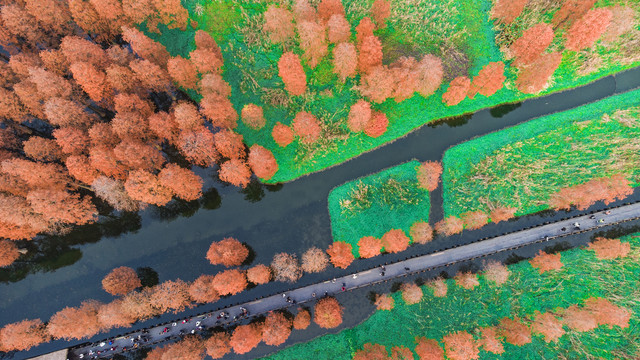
[327,160,429,257]
[442,88,640,219]
[146,0,640,184]
[262,233,640,360]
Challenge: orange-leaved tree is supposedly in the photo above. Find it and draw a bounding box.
[314,297,343,328]
[102,266,141,296]
[327,241,354,268]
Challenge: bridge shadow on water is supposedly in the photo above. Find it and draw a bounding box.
[4,66,640,360]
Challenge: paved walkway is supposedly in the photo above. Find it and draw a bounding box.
[67,202,640,359]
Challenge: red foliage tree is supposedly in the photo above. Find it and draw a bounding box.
[47,300,103,340]
[454,271,479,290]
[428,278,448,297]
[314,297,343,328]
[188,275,219,304]
[272,122,295,147]
[483,260,510,286]
[490,206,517,223]
[364,111,389,138]
[121,26,170,67]
[130,59,171,92]
[212,269,247,296]
[552,0,597,29]
[442,76,470,106]
[97,300,136,329]
[511,23,554,67]
[531,311,564,343]
[333,42,357,81]
[271,252,302,283]
[199,73,231,97]
[91,176,138,212]
[0,240,20,268]
[292,111,322,144]
[565,8,613,51]
[149,279,192,313]
[168,55,198,90]
[468,62,506,99]
[390,346,413,360]
[301,246,329,273]
[0,319,49,351]
[70,61,110,102]
[515,52,562,94]
[490,0,527,24]
[442,330,479,360]
[263,5,294,43]
[357,236,383,258]
[262,312,292,346]
[401,283,423,305]
[371,0,391,29]
[178,127,219,166]
[529,250,563,273]
[230,323,262,354]
[218,158,252,188]
[161,336,204,360]
[477,327,504,354]
[248,145,278,180]
[381,229,410,253]
[205,332,231,359]
[124,170,173,206]
[199,94,238,128]
[353,343,388,360]
[561,305,597,332]
[28,190,97,226]
[326,241,354,269]
[298,21,328,68]
[359,66,395,103]
[390,56,418,102]
[497,317,531,346]
[587,237,630,260]
[293,308,311,330]
[602,6,636,42]
[53,127,90,155]
[358,35,383,74]
[356,17,375,44]
[416,55,444,97]
[158,164,203,201]
[374,293,394,311]
[461,210,489,230]
[241,104,266,130]
[327,14,350,44]
[414,337,445,360]
[23,137,62,162]
[584,297,631,329]
[29,67,73,99]
[206,237,249,267]
[60,36,109,69]
[548,174,633,211]
[214,129,246,159]
[278,52,307,96]
[120,287,158,321]
[435,216,464,236]
[317,0,344,23]
[410,221,433,244]
[247,264,271,285]
[347,99,372,132]
[416,161,443,191]
[114,140,166,171]
[102,266,141,296]
[189,48,223,74]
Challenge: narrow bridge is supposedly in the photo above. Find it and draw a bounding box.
[66,201,640,359]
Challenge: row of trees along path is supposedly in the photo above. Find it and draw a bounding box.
[67,201,640,359]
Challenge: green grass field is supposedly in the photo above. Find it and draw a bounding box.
[145,0,640,184]
[327,160,429,257]
[262,232,640,360]
[442,88,640,219]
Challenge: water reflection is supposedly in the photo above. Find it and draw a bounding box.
[489,102,522,118]
[427,113,473,128]
[136,267,159,288]
[241,179,266,203]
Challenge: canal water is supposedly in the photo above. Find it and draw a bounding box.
[2,66,640,359]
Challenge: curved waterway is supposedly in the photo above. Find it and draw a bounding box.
[4,66,640,359]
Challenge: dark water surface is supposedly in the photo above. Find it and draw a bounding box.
[3,67,640,359]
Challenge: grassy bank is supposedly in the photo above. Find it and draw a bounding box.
[146,0,640,184]
[262,232,640,360]
[327,160,429,257]
[442,87,640,219]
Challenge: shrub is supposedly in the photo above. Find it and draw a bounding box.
[301,247,329,273]
[206,237,249,267]
[327,241,354,269]
[314,297,343,328]
[102,266,141,296]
